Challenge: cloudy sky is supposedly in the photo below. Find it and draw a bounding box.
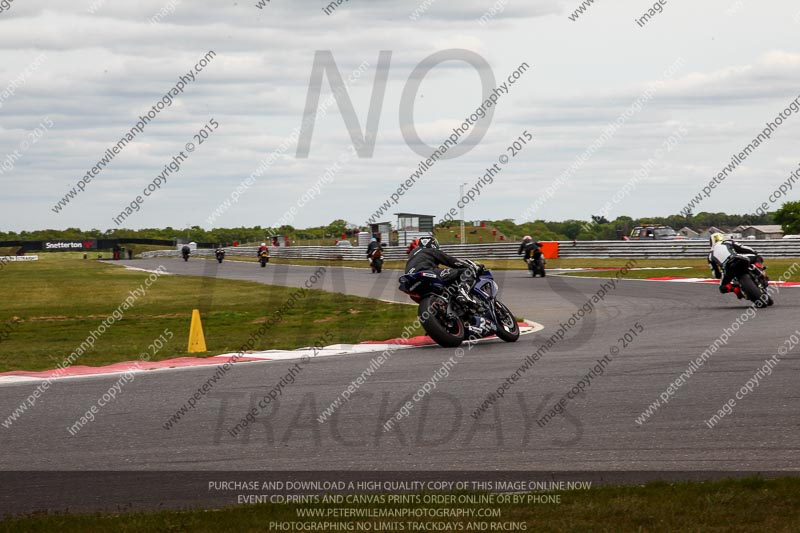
[2,0,800,231]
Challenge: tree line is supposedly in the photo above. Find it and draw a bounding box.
[4,205,799,243]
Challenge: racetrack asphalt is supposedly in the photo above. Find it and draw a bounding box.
[2,258,799,511]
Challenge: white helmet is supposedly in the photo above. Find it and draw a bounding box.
[261,242,266,247]
[709,233,725,246]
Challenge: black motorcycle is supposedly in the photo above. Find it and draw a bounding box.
[215,249,225,263]
[370,248,384,273]
[527,252,546,277]
[398,261,520,348]
[181,247,190,262]
[727,254,773,307]
[259,249,269,267]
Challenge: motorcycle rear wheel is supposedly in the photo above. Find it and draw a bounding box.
[419,295,465,348]
[739,275,767,307]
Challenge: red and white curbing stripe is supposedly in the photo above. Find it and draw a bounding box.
[551,266,693,272]
[0,321,543,385]
[641,277,800,286]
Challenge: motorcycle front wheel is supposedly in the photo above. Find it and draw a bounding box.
[493,300,520,342]
[419,295,464,348]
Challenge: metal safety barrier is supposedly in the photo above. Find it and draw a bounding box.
[140,239,800,261]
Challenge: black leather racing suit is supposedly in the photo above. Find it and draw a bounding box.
[405,247,470,286]
[518,241,542,263]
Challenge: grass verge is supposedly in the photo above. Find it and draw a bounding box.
[2,477,799,532]
[0,253,419,372]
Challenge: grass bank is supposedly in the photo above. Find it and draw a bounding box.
[0,253,418,372]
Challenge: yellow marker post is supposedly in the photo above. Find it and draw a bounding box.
[188,309,207,353]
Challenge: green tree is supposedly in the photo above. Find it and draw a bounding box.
[774,201,800,235]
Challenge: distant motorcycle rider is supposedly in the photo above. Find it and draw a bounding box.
[517,235,542,265]
[366,237,381,263]
[708,232,761,296]
[257,242,268,257]
[406,238,419,255]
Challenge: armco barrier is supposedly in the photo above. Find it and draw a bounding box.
[139,240,800,261]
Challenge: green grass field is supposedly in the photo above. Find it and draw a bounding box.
[0,253,419,372]
[2,477,798,532]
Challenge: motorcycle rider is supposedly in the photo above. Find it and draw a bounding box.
[708,232,761,297]
[406,236,479,304]
[406,238,419,255]
[181,245,191,258]
[517,235,542,266]
[366,236,381,264]
[257,242,268,258]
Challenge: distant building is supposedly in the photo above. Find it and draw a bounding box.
[394,213,434,246]
[368,221,392,245]
[734,225,784,240]
[677,226,699,238]
[698,226,727,238]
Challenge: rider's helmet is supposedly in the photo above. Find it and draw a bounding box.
[371,237,377,242]
[709,233,726,246]
[522,235,532,243]
[418,236,439,249]
[261,242,266,247]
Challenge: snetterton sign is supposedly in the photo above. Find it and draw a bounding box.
[43,240,97,250]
